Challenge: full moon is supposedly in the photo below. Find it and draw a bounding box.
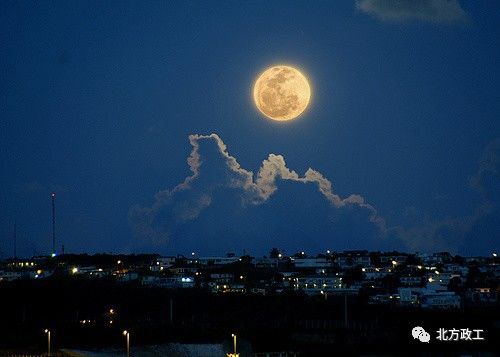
[253,65,311,121]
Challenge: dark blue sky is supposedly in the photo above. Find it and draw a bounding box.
[1,1,498,258]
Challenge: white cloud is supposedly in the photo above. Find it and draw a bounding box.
[129,133,386,243]
[356,0,468,24]
[130,133,498,254]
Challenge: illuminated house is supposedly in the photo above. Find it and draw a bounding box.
[293,257,332,269]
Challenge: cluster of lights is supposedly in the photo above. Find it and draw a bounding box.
[106,308,116,325]
[16,262,35,267]
[43,326,132,354]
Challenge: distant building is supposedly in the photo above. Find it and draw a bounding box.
[0,271,23,281]
[198,256,240,266]
[115,271,139,282]
[362,267,392,280]
[380,255,407,265]
[170,266,198,275]
[465,288,498,304]
[336,251,371,268]
[399,276,423,286]
[296,275,343,293]
[253,257,274,268]
[151,256,177,271]
[210,273,234,283]
[142,276,195,289]
[420,292,460,309]
[294,258,332,269]
[398,288,419,305]
[443,264,469,276]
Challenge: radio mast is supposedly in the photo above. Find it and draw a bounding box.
[51,192,56,256]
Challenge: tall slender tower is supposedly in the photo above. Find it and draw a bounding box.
[13,222,17,259]
[51,192,56,256]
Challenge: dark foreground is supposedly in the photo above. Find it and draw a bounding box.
[0,279,498,356]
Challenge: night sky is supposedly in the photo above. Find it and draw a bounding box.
[1,1,499,258]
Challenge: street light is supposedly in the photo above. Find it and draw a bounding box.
[123,330,130,357]
[231,333,237,356]
[44,329,51,356]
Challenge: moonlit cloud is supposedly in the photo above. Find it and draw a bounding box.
[469,137,500,200]
[129,133,386,244]
[130,133,498,254]
[390,137,499,252]
[356,0,468,24]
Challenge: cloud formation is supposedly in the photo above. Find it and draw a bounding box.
[130,133,498,254]
[390,137,499,252]
[129,133,386,245]
[469,137,500,201]
[356,0,468,24]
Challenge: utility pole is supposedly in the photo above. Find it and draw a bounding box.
[231,334,237,356]
[51,193,56,256]
[169,298,173,323]
[344,292,348,328]
[44,329,51,356]
[13,222,17,259]
[122,330,130,357]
